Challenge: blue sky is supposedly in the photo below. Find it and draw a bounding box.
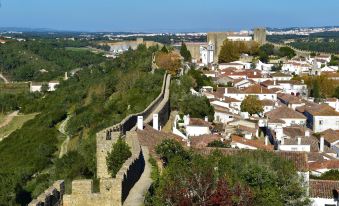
[0,0,338,32]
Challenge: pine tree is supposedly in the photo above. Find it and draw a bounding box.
[180,42,192,62]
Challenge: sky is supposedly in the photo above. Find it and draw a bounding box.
[0,0,338,32]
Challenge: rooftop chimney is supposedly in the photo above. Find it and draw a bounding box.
[281,137,285,145]
[153,114,159,131]
[297,137,302,145]
[225,88,228,94]
[137,116,143,130]
[305,130,310,137]
[320,137,325,153]
[204,116,209,122]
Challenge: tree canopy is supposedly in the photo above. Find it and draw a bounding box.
[180,42,192,62]
[106,138,132,177]
[146,140,310,206]
[240,95,264,115]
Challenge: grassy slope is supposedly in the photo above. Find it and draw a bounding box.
[0,82,30,94]
[0,113,37,140]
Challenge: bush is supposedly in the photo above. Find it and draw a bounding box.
[106,138,132,177]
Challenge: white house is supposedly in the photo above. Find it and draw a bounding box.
[265,106,307,127]
[270,72,293,81]
[224,84,277,102]
[261,80,308,97]
[29,81,60,93]
[185,117,211,137]
[300,104,339,133]
[256,60,274,73]
[324,98,339,112]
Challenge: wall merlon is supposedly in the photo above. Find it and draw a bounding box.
[72,180,93,194]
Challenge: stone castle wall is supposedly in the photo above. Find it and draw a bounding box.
[62,72,171,206]
[28,180,65,206]
[63,132,143,206]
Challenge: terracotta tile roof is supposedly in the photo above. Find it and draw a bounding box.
[309,179,339,198]
[321,129,339,144]
[225,87,243,94]
[241,84,274,94]
[214,87,226,99]
[261,99,275,106]
[271,72,292,77]
[283,136,336,153]
[268,118,286,124]
[309,160,339,171]
[188,118,210,127]
[265,106,306,120]
[231,135,273,151]
[137,125,184,156]
[304,104,339,116]
[238,125,257,134]
[260,80,274,87]
[223,97,241,103]
[283,126,309,138]
[278,93,302,104]
[325,98,338,102]
[307,152,337,162]
[270,88,282,93]
[190,134,222,149]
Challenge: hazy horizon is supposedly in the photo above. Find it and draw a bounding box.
[0,0,339,33]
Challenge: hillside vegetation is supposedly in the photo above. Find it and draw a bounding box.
[0,44,165,205]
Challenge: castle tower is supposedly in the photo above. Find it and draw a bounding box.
[253,28,267,45]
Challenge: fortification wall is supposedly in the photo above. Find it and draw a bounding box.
[207,32,229,63]
[269,42,338,56]
[62,72,171,206]
[63,131,143,206]
[28,180,65,206]
[186,44,201,61]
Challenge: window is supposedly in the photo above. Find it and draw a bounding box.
[291,121,295,124]
[319,120,323,125]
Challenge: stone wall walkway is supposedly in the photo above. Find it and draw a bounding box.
[123,146,152,206]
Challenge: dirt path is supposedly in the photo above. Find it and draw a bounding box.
[0,73,9,84]
[0,111,19,128]
[58,115,71,158]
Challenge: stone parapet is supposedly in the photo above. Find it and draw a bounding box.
[28,180,65,206]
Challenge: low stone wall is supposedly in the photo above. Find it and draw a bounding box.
[28,180,65,206]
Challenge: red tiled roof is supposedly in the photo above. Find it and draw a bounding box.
[309,179,339,198]
[304,104,339,116]
[241,84,274,94]
[309,160,339,171]
[190,134,222,149]
[231,135,273,151]
[321,129,339,144]
[265,106,306,120]
[188,118,210,127]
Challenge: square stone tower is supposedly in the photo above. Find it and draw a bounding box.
[253,28,267,45]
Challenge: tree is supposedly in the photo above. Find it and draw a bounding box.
[41,83,49,93]
[241,95,264,115]
[179,95,215,121]
[207,140,231,148]
[218,39,240,63]
[180,42,192,62]
[155,139,189,164]
[278,47,296,59]
[160,45,168,53]
[155,52,181,75]
[259,44,275,56]
[106,137,132,177]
